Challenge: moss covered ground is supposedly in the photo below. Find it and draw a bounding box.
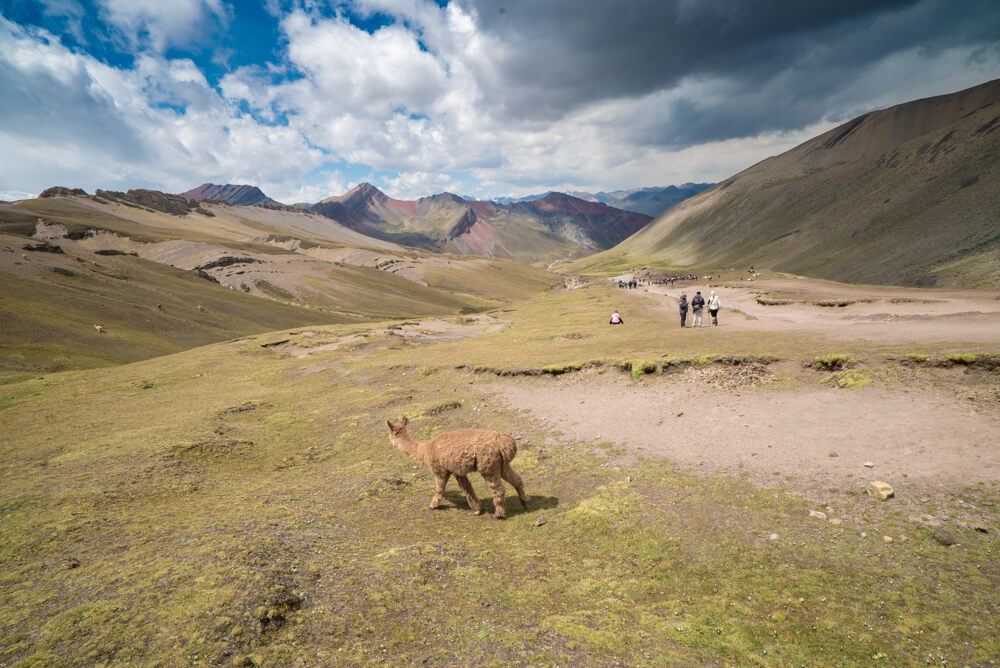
[2,283,999,666]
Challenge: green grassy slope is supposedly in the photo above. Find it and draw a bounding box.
[1,198,560,375]
[0,237,337,376]
[566,79,1000,287]
[2,283,997,665]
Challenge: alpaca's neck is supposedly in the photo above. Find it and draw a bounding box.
[394,431,427,464]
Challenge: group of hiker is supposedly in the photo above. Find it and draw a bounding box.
[677,290,721,327]
[609,289,722,328]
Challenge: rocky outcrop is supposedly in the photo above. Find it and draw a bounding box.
[39,186,88,198]
[446,208,477,240]
[94,189,210,217]
[195,256,261,271]
[22,241,64,253]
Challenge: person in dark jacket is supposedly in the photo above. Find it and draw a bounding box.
[691,291,705,327]
[678,293,688,328]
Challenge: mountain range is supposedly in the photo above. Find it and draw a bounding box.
[179,182,656,262]
[569,78,1000,288]
[492,184,715,217]
[304,185,653,260]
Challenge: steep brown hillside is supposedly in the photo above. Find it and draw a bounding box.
[572,79,1000,288]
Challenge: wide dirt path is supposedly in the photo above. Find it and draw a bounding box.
[494,277,1000,503]
[494,368,999,502]
[632,277,1000,344]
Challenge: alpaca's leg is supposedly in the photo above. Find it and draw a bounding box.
[482,471,507,519]
[454,475,482,515]
[501,462,529,507]
[430,472,450,509]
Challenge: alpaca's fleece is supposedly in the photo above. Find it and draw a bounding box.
[386,417,528,519]
[420,429,517,476]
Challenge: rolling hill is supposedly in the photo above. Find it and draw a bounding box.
[567,79,1000,288]
[0,191,560,375]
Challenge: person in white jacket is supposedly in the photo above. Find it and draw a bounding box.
[707,290,721,326]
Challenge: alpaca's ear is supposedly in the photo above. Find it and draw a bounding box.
[402,416,409,426]
[386,419,393,430]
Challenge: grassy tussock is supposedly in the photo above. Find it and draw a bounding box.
[820,369,874,389]
[813,354,857,370]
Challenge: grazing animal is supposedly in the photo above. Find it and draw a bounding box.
[386,416,529,519]
[93,324,104,333]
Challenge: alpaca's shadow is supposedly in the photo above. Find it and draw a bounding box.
[442,492,558,516]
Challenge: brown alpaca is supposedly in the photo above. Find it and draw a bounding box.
[386,416,529,519]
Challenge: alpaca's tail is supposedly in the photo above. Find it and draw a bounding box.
[498,433,517,463]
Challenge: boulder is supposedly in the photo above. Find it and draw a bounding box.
[22,241,63,253]
[867,481,894,501]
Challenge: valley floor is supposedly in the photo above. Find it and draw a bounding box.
[2,276,998,666]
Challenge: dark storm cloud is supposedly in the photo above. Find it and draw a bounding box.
[461,0,1000,145]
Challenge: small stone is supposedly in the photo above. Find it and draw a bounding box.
[863,461,875,468]
[972,524,989,534]
[867,481,894,501]
[933,529,956,546]
[768,533,779,541]
[809,510,827,520]
[534,518,547,527]
[828,450,839,457]
[883,535,893,543]
[829,518,843,526]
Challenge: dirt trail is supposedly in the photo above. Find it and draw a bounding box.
[626,278,1000,344]
[494,368,1000,501]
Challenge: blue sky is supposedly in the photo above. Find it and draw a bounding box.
[1,0,999,203]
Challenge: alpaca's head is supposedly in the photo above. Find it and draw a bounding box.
[386,416,409,446]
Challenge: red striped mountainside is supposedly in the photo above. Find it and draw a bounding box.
[305,183,653,261]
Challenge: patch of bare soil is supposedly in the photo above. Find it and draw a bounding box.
[491,366,1000,504]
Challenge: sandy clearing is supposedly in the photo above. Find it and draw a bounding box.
[491,277,1000,503]
[492,368,1000,502]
